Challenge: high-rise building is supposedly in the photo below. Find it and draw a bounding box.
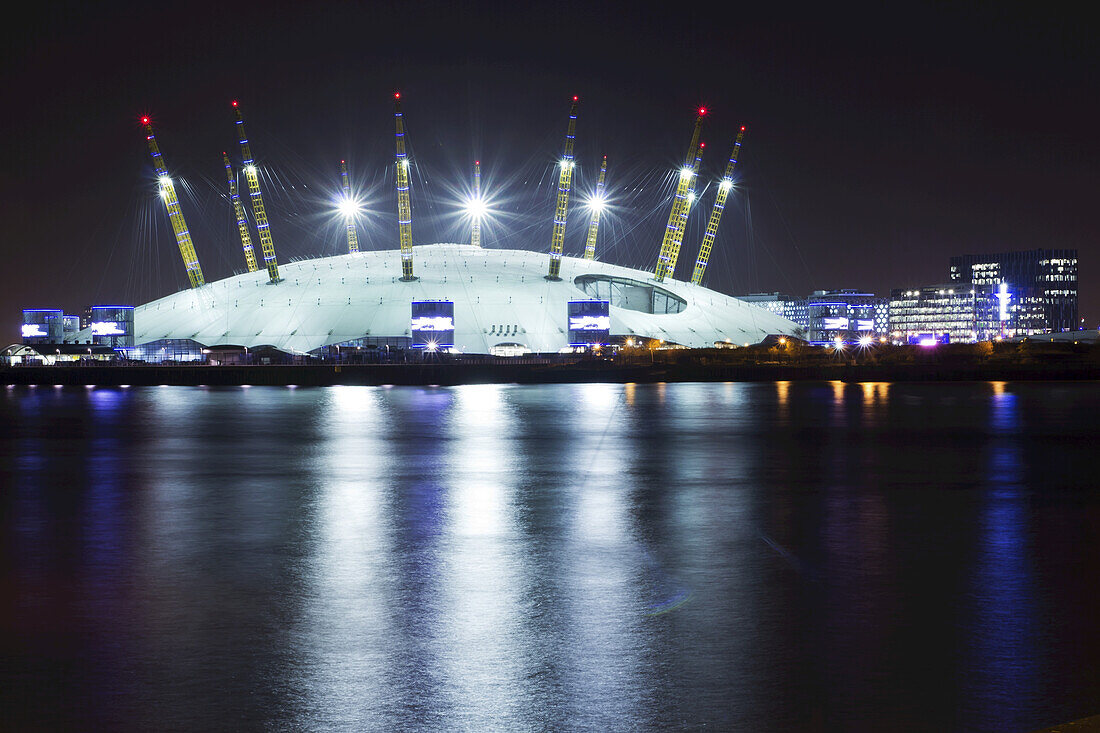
[888,284,1004,343]
[949,249,1078,333]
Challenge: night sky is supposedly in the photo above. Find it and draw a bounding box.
[1,1,1096,338]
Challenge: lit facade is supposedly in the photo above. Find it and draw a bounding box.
[806,290,882,344]
[949,249,1078,333]
[68,245,798,356]
[888,284,1003,343]
[737,293,808,332]
[739,290,892,344]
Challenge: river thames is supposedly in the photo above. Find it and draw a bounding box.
[2,381,1098,730]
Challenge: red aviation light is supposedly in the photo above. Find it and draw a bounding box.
[698,107,707,116]
[741,125,746,131]
[140,116,150,125]
[573,95,579,101]
[475,160,480,165]
[232,100,238,107]
[394,92,401,99]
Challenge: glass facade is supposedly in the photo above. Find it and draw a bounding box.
[21,309,64,344]
[888,285,1002,343]
[737,291,891,344]
[89,305,135,348]
[949,249,1078,333]
[806,290,881,344]
[737,293,809,333]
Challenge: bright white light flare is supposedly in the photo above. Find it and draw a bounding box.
[465,197,487,219]
[336,196,361,218]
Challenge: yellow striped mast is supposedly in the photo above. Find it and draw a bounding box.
[471,160,482,247]
[394,93,415,280]
[223,152,258,272]
[691,126,745,285]
[654,108,706,282]
[582,155,608,260]
[546,96,579,280]
[340,160,360,253]
[141,117,205,288]
[233,101,280,282]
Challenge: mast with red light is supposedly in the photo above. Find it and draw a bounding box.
[471,160,482,248]
[654,108,707,281]
[393,93,415,280]
[141,116,205,288]
[224,152,259,272]
[582,155,608,260]
[340,160,360,253]
[691,126,746,285]
[546,95,579,280]
[232,100,280,282]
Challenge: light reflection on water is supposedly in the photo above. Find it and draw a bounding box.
[3,381,1100,730]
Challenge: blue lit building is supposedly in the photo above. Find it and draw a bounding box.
[949,249,1078,333]
[888,284,1003,343]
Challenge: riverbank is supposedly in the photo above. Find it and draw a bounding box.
[4,359,1099,386]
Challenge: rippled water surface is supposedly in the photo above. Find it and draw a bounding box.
[2,381,1100,731]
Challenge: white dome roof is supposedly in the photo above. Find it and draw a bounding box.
[132,244,798,353]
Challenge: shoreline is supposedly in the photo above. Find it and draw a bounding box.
[4,361,1099,386]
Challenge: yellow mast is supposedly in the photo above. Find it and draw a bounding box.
[661,142,705,280]
[582,155,608,260]
[471,160,482,248]
[141,117,205,288]
[233,100,280,283]
[340,160,360,253]
[691,126,745,285]
[394,93,415,280]
[654,108,706,282]
[547,96,579,280]
[223,152,258,272]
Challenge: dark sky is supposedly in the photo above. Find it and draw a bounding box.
[1,1,1096,337]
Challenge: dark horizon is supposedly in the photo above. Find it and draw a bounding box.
[1,1,1096,334]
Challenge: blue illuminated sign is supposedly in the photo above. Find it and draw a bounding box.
[411,301,455,348]
[568,300,610,345]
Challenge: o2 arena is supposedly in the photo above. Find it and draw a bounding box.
[113,97,798,359]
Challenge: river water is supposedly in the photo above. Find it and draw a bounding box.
[2,381,1099,731]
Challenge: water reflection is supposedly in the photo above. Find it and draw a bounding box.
[3,382,1100,730]
[966,383,1040,729]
